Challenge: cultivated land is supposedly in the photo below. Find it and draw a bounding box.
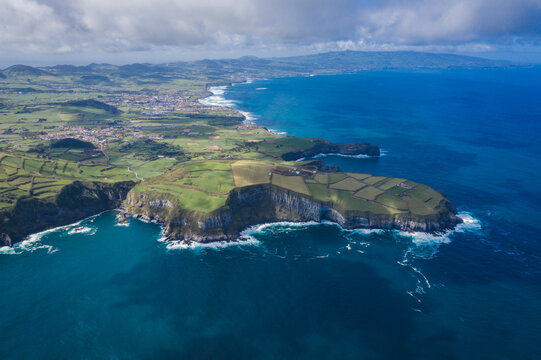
[0,51,493,245]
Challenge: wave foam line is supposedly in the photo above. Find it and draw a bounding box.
[244,221,320,235]
[396,211,482,247]
[0,222,69,255]
[0,210,114,256]
[67,226,96,235]
[166,237,260,251]
[313,150,387,160]
[199,85,259,125]
[267,128,287,135]
[396,212,481,302]
[243,219,388,239]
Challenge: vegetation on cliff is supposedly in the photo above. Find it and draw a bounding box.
[122,159,460,241]
[0,51,474,246]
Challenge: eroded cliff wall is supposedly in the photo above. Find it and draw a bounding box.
[122,184,460,243]
[0,181,135,246]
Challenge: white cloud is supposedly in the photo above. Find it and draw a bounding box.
[0,0,540,62]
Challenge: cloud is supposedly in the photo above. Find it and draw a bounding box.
[1,0,541,61]
[357,0,541,45]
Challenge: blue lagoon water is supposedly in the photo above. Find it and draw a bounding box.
[2,68,541,359]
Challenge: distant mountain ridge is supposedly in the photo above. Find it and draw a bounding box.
[1,51,511,80]
[2,64,50,77]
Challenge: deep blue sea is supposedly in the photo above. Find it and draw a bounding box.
[2,68,541,359]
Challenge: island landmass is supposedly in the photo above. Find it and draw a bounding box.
[0,51,500,247]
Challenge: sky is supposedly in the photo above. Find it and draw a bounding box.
[1,0,541,66]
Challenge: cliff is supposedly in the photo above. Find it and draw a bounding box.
[123,183,461,243]
[0,180,135,246]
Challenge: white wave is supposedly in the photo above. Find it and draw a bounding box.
[241,219,385,249]
[313,151,384,160]
[267,128,287,135]
[115,213,130,227]
[396,211,482,247]
[0,246,19,255]
[454,212,482,232]
[67,226,95,235]
[166,237,260,251]
[243,221,321,237]
[0,210,114,256]
[239,110,259,124]
[199,86,260,125]
[0,227,60,255]
[310,148,388,160]
[256,87,267,90]
[396,211,482,299]
[198,86,233,107]
[349,228,385,236]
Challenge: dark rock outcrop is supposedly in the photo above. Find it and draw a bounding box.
[123,183,461,244]
[281,140,380,161]
[0,180,135,246]
[301,160,341,173]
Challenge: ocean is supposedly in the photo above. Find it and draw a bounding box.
[2,68,541,359]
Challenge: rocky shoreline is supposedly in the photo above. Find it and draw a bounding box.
[281,139,380,161]
[1,177,462,248]
[121,183,462,245]
[0,180,135,247]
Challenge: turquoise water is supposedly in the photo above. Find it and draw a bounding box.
[2,68,541,359]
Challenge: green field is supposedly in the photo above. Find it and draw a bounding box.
[0,63,447,220]
[231,160,272,187]
[0,151,135,207]
[271,174,311,196]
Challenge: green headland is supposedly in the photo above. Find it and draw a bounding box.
[0,51,497,246]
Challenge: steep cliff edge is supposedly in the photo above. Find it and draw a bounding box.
[0,181,136,246]
[122,183,461,243]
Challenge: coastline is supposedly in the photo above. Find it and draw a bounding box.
[0,209,115,255]
[199,85,261,126]
[3,84,459,250]
[2,209,478,255]
[199,83,289,135]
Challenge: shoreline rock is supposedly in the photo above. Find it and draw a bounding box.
[281,140,380,161]
[123,183,462,244]
[0,180,136,247]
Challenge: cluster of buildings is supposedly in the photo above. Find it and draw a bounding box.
[106,91,206,114]
[36,125,130,146]
[36,125,166,147]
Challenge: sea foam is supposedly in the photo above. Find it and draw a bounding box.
[0,211,112,256]
[396,211,482,248]
[165,237,260,251]
[313,149,388,160]
[396,211,483,299]
[199,85,260,124]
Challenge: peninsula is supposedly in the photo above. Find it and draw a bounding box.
[0,51,500,246]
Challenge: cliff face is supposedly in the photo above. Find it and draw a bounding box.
[1,178,460,247]
[123,184,461,243]
[0,180,135,246]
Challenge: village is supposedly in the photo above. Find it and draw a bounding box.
[104,91,212,115]
[35,125,164,148]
